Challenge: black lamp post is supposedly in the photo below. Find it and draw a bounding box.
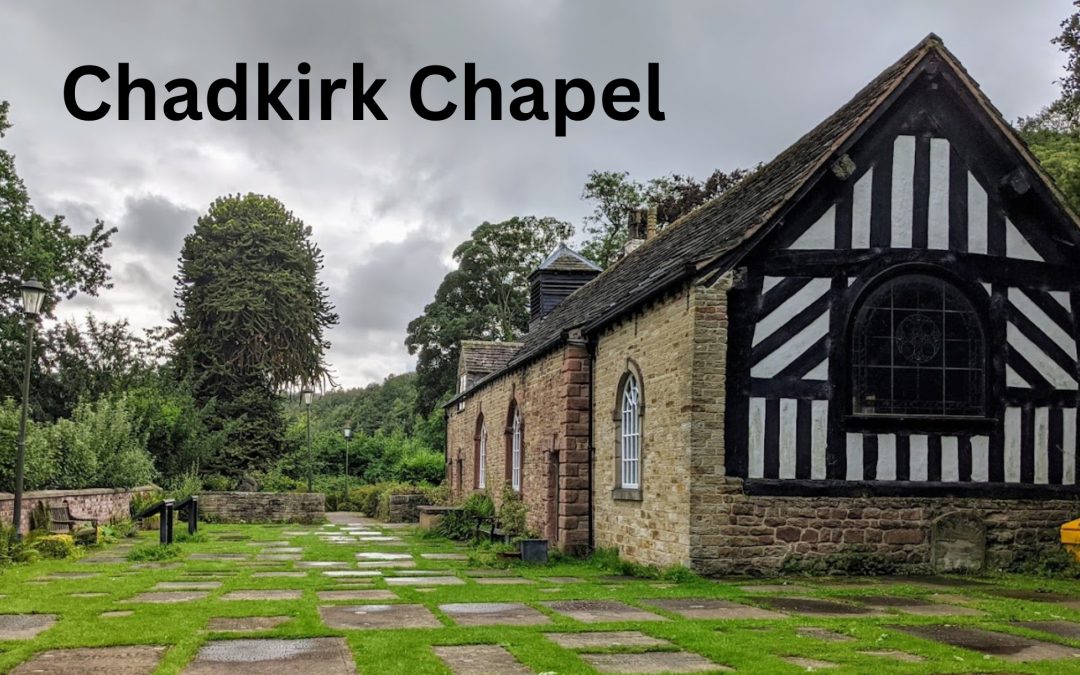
[301,388,314,492]
[343,425,352,498]
[13,279,46,536]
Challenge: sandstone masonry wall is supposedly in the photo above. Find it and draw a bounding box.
[198,492,325,524]
[0,486,158,534]
[591,287,696,568]
[446,345,590,552]
[689,478,1080,575]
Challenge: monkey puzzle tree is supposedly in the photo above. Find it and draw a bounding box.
[173,193,338,474]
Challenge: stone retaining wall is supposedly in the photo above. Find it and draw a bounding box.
[0,486,158,534]
[198,492,325,524]
[690,478,1080,576]
[386,494,429,523]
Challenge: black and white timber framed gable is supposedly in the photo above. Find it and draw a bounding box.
[722,35,1080,498]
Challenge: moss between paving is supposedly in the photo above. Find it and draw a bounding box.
[2,518,1080,673]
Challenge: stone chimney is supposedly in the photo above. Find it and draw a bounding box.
[622,207,648,257]
[646,205,657,240]
[528,244,601,326]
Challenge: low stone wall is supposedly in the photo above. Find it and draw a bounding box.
[198,492,325,524]
[689,479,1080,576]
[386,494,428,523]
[0,486,159,534]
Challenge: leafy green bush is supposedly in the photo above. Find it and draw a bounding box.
[349,484,383,517]
[587,547,699,581]
[436,491,495,540]
[202,474,234,491]
[0,399,55,492]
[174,530,208,544]
[32,534,77,559]
[128,544,180,561]
[398,451,445,484]
[0,525,26,565]
[498,486,529,539]
[165,469,203,502]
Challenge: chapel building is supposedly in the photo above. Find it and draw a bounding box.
[444,35,1080,574]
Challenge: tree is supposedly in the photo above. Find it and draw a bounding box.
[1048,2,1080,127]
[406,216,573,413]
[173,193,338,475]
[37,316,157,421]
[579,168,751,268]
[0,101,115,413]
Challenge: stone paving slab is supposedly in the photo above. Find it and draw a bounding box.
[895,624,1080,662]
[796,626,855,642]
[207,616,291,632]
[323,571,382,578]
[755,596,884,618]
[319,604,441,630]
[190,554,248,561]
[221,590,302,601]
[542,601,667,623]
[538,576,584,584]
[183,638,356,674]
[357,560,416,569]
[392,569,456,576]
[433,645,531,674]
[356,552,412,561]
[296,561,350,569]
[71,592,108,598]
[463,569,516,578]
[546,631,672,649]
[440,603,551,626]
[858,649,925,662]
[994,589,1076,603]
[129,591,209,604]
[154,581,223,591]
[474,577,535,585]
[318,590,398,601]
[420,553,468,560]
[385,575,465,586]
[858,595,984,616]
[253,571,308,578]
[101,611,134,618]
[12,645,166,674]
[781,656,837,670]
[0,614,57,640]
[38,572,98,580]
[1014,620,1080,640]
[738,584,812,594]
[581,652,727,673]
[255,553,301,561]
[644,598,786,620]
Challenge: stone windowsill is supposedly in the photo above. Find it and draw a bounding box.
[611,487,642,502]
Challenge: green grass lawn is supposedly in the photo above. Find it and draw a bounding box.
[2,518,1080,673]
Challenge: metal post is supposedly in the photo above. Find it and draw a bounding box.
[188,496,198,535]
[306,401,313,492]
[12,317,35,537]
[344,434,350,498]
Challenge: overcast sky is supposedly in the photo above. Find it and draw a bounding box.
[0,1,1071,388]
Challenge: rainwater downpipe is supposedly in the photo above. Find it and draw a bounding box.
[587,335,597,552]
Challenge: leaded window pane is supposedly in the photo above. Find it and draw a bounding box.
[511,409,522,491]
[852,273,985,418]
[621,375,640,488]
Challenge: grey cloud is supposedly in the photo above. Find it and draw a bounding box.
[2,0,1071,386]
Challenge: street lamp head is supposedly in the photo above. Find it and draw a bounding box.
[343,426,352,440]
[300,388,314,406]
[20,279,46,316]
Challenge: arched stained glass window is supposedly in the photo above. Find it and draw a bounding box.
[851,273,986,418]
[621,375,641,488]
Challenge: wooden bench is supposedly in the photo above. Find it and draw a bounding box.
[48,501,98,536]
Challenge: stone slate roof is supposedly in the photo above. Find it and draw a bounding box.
[534,243,603,274]
[459,340,523,375]
[447,34,1078,406]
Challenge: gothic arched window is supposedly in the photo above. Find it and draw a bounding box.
[620,374,641,488]
[509,405,522,492]
[851,272,987,419]
[474,415,487,489]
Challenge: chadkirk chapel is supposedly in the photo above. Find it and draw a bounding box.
[444,35,1080,575]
